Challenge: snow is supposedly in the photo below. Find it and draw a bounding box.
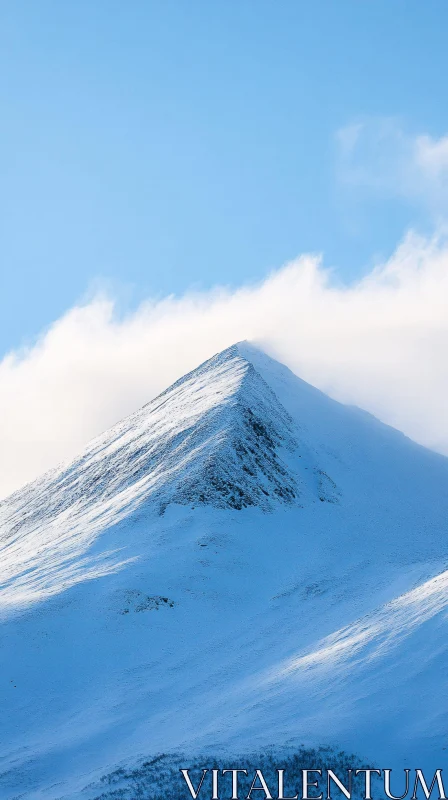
[1,342,448,799]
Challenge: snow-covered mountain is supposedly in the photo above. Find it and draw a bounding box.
[1,342,448,799]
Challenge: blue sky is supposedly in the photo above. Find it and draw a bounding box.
[1,0,448,358]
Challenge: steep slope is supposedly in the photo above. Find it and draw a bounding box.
[0,345,301,611]
[1,343,448,799]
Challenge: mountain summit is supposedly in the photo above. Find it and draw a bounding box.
[1,343,448,799]
[0,342,335,608]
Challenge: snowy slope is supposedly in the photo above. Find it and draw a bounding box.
[1,342,448,799]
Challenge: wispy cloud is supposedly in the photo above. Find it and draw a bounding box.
[1,229,447,499]
[415,133,448,176]
[336,118,448,220]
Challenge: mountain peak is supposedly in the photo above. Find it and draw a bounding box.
[130,340,301,513]
[168,342,300,511]
[0,343,300,607]
[6,342,300,517]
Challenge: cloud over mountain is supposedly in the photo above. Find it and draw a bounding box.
[0,229,447,499]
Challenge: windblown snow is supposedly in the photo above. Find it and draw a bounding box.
[1,342,447,799]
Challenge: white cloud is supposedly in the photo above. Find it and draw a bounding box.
[336,118,448,217]
[415,134,448,176]
[1,229,448,499]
